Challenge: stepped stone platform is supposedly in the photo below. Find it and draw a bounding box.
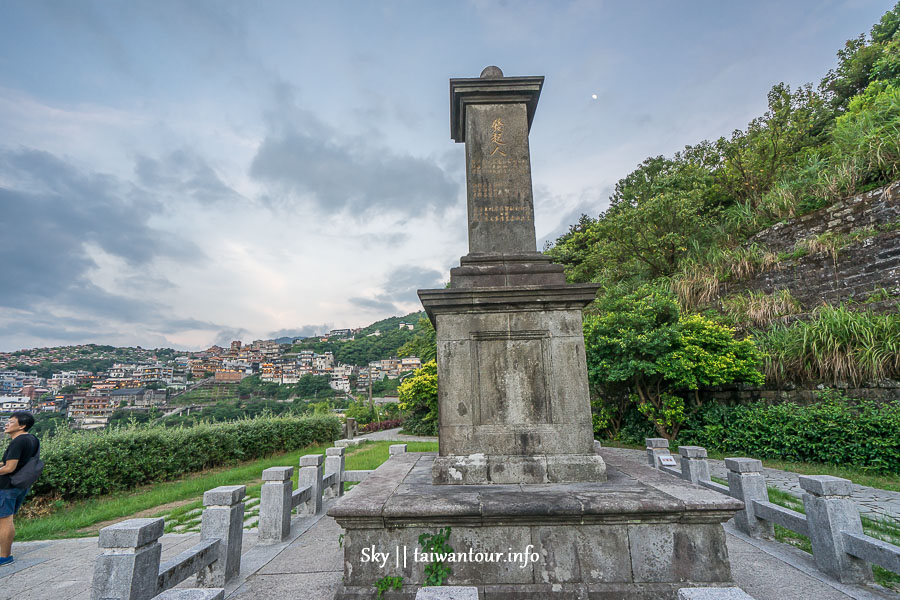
[329,448,744,599]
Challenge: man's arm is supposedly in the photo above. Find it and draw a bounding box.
[0,460,18,475]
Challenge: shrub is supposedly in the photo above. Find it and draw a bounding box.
[678,391,900,474]
[398,361,438,436]
[31,414,340,500]
[585,285,764,440]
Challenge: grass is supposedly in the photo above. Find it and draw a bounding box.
[15,439,438,541]
[753,304,900,386]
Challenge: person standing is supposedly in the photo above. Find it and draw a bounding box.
[0,411,39,566]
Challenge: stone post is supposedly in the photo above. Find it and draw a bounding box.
[679,446,710,484]
[346,417,357,439]
[153,590,225,600]
[298,453,324,515]
[92,518,164,600]
[645,438,670,468]
[324,447,345,499]
[725,458,773,539]
[800,475,872,584]
[197,485,245,587]
[259,467,294,544]
[389,444,407,457]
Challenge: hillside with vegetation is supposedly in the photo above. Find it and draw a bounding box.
[538,5,900,446]
[289,311,425,366]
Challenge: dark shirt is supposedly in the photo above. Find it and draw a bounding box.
[0,434,39,490]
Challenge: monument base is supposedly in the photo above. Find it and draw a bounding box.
[328,448,742,600]
[432,452,607,485]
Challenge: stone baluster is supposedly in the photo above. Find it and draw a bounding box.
[299,453,324,515]
[645,438,670,468]
[725,458,773,539]
[679,446,710,484]
[259,467,294,544]
[800,475,872,584]
[324,447,345,499]
[92,518,164,600]
[197,485,245,587]
[389,444,408,457]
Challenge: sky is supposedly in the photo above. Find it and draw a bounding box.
[0,0,892,352]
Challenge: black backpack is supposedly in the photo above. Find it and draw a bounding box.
[10,436,43,489]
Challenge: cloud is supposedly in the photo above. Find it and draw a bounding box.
[249,86,459,217]
[135,149,243,205]
[348,265,444,314]
[266,324,331,341]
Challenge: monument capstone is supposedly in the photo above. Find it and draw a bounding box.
[329,67,743,600]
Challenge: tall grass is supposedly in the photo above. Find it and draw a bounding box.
[721,289,803,328]
[670,244,778,310]
[754,305,900,385]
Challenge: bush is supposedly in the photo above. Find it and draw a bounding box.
[398,361,438,436]
[31,414,340,499]
[677,391,900,474]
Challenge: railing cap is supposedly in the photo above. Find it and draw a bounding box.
[99,517,164,548]
[262,466,294,481]
[326,447,345,456]
[645,438,669,448]
[203,485,246,506]
[799,475,852,497]
[724,458,763,473]
[678,446,708,459]
[300,453,325,467]
[389,444,408,455]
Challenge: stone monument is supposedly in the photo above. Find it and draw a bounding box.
[420,65,606,485]
[329,67,743,600]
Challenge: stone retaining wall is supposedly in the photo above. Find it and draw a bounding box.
[701,380,900,405]
[720,181,900,310]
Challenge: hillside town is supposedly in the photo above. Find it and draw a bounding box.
[0,323,421,431]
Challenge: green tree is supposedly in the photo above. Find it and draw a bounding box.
[584,286,764,440]
[398,361,438,436]
[397,317,436,362]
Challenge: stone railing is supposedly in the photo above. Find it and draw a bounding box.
[91,440,410,599]
[257,443,407,544]
[92,485,245,600]
[646,438,900,585]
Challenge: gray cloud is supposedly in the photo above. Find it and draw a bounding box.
[135,149,243,205]
[249,86,459,217]
[348,265,444,314]
[266,324,331,341]
[0,147,212,346]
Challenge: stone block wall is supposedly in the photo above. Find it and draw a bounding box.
[701,380,900,406]
[721,182,900,310]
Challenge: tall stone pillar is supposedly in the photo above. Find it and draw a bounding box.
[420,66,605,485]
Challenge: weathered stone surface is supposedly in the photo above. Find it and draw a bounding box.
[202,485,245,507]
[261,466,293,481]
[678,446,707,459]
[258,479,292,543]
[152,590,225,600]
[197,488,244,587]
[677,588,755,600]
[801,477,873,584]
[92,539,162,600]
[724,459,762,474]
[98,518,164,549]
[798,475,852,497]
[416,587,479,600]
[390,444,408,456]
[300,453,324,466]
[330,451,740,598]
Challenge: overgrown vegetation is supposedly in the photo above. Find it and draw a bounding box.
[753,305,900,385]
